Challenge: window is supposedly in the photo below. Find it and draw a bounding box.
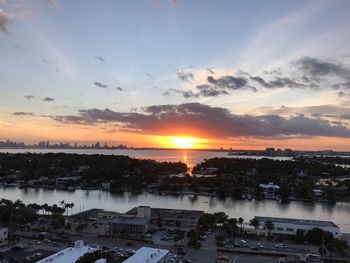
[286,228,294,232]
[277,227,283,231]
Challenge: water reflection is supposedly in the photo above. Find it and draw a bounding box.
[0,186,349,232]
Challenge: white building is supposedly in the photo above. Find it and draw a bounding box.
[259,182,280,199]
[255,216,341,239]
[122,247,169,263]
[36,240,96,263]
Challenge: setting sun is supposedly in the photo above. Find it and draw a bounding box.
[156,136,208,149]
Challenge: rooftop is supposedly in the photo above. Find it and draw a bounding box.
[255,216,339,228]
[126,207,204,217]
[99,216,150,225]
[69,208,104,220]
[36,245,96,263]
[122,247,169,263]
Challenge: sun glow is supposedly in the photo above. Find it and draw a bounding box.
[156,136,208,149]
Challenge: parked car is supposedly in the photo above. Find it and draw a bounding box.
[275,243,287,248]
[256,242,264,249]
[240,240,248,247]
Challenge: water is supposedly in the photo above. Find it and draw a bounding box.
[0,148,348,233]
[0,187,349,232]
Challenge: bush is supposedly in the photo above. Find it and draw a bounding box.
[215,234,225,242]
[327,240,348,252]
[216,241,224,247]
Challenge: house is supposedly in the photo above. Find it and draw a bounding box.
[259,182,280,199]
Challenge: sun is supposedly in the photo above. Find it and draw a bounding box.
[170,137,198,149]
[154,136,208,149]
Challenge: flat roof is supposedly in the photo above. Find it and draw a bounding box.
[127,207,204,217]
[122,247,169,263]
[69,209,104,220]
[36,246,96,263]
[99,216,150,225]
[255,216,339,228]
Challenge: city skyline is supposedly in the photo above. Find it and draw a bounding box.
[1,0,350,150]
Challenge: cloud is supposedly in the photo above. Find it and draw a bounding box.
[250,76,306,89]
[24,95,35,100]
[46,0,58,6]
[116,86,123,91]
[95,56,106,62]
[207,75,251,90]
[206,68,215,74]
[13,112,34,116]
[0,9,12,33]
[49,103,350,139]
[296,57,350,81]
[42,58,49,64]
[176,70,194,82]
[43,97,54,102]
[12,44,22,49]
[94,82,108,88]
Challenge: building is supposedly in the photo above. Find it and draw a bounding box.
[36,240,97,263]
[126,207,204,230]
[56,176,82,186]
[259,182,280,199]
[122,247,169,263]
[65,206,151,238]
[255,216,341,239]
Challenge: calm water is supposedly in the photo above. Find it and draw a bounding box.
[0,148,349,233]
[0,187,349,233]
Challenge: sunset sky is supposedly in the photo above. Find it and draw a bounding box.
[1,0,350,150]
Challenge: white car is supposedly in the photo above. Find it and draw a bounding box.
[240,240,248,247]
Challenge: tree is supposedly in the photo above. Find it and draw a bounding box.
[238,217,244,234]
[223,218,238,243]
[175,220,181,229]
[156,216,163,229]
[294,229,305,244]
[306,228,333,245]
[249,218,260,237]
[76,250,122,263]
[213,212,228,226]
[265,221,274,250]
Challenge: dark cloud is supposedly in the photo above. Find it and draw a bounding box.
[43,97,54,102]
[94,82,108,88]
[250,76,306,89]
[176,70,194,82]
[42,58,49,64]
[24,95,35,100]
[116,86,123,91]
[49,103,350,138]
[207,75,250,90]
[13,112,34,116]
[338,91,347,97]
[206,68,215,74]
[0,9,12,33]
[146,72,153,77]
[296,57,350,81]
[95,56,106,62]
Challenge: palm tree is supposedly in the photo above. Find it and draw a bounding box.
[238,217,244,234]
[156,216,163,229]
[265,221,274,250]
[68,203,74,216]
[249,218,260,238]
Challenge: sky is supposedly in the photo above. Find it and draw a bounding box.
[1,0,350,150]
